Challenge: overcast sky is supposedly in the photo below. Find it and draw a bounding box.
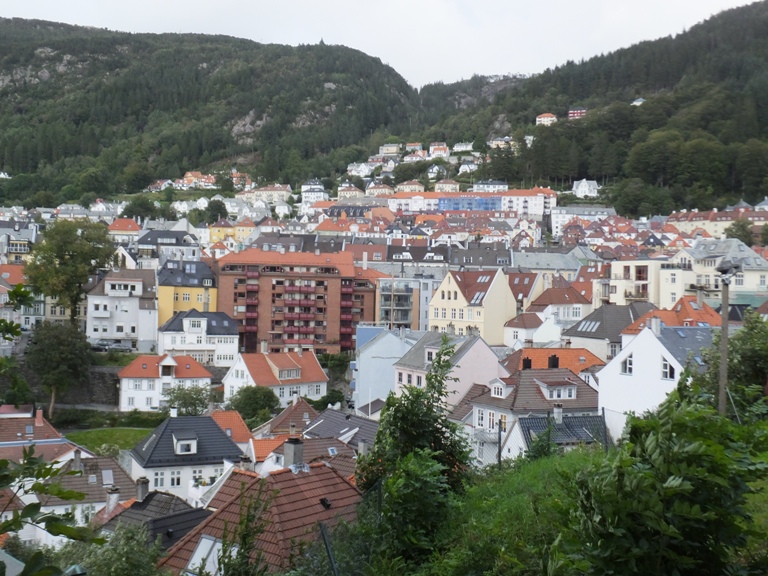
[1,0,757,87]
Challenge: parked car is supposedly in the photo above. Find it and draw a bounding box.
[108,344,132,353]
[91,339,112,352]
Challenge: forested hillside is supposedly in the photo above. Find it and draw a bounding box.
[3,2,768,215]
[0,18,418,204]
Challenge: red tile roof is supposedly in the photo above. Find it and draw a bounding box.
[118,355,212,379]
[211,410,252,444]
[502,348,604,374]
[159,463,361,574]
[622,296,721,334]
[108,218,140,232]
[241,352,328,388]
[268,399,319,435]
[0,264,26,286]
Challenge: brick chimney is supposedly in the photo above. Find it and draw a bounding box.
[35,408,44,427]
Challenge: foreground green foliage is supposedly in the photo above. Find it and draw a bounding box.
[64,428,152,452]
[226,386,280,429]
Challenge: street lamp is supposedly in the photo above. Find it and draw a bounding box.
[715,259,741,416]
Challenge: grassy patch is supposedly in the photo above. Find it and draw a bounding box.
[65,427,151,451]
[90,351,139,366]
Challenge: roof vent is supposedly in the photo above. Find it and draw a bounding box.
[320,497,332,510]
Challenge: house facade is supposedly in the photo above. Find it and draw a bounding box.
[157,310,239,367]
[118,355,212,412]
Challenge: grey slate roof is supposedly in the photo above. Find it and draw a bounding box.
[302,409,379,450]
[393,332,477,371]
[138,229,199,248]
[657,326,713,371]
[512,250,582,271]
[158,309,238,336]
[157,259,216,287]
[102,491,192,532]
[562,302,657,343]
[686,238,768,271]
[146,508,213,550]
[518,415,609,449]
[131,416,243,469]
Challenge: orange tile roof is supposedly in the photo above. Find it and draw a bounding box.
[251,436,293,463]
[622,296,721,334]
[241,351,328,387]
[503,348,604,374]
[211,410,252,444]
[0,264,26,286]
[118,355,212,379]
[268,399,319,435]
[354,267,388,281]
[108,218,140,232]
[217,248,356,277]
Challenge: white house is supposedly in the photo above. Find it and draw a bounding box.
[118,354,212,412]
[157,310,239,367]
[221,349,328,407]
[597,323,713,439]
[571,179,601,198]
[86,269,158,352]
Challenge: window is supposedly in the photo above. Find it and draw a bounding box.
[315,384,322,395]
[170,470,181,487]
[621,354,633,375]
[670,273,676,284]
[441,308,446,319]
[192,469,203,483]
[127,397,134,406]
[174,293,179,302]
[278,386,285,398]
[609,343,620,357]
[662,357,675,380]
[451,308,457,319]
[197,294,204,303]
[416,375,422,387]
[433,308,438,319]
[458,309,464,320]
[183,293,191,302]
[397,372,403,384]
[154,471,164,488]
[427,351,433,362]
[499,414,507,432]
[492,384,503,397]
[488,411,496,431]
[476,409,484,428]
[670,292,677,303]
[735,273,744,286]
[761,275,766,287]
[190,320,201,329]
[407,374,412,385]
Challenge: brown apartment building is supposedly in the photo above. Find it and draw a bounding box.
[213,248,380,354]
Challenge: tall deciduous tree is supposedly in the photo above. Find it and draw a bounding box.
[724,218,755,247]
[163,384,211,416]
[227,386,280,428]
[25,219,114,323]
[356,336,470,493]
[26,321,91,419]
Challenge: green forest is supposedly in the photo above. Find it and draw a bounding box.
[3,1,768,215]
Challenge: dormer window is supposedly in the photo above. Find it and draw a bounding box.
[492,384,504,398]
[173,431,198,455]
[279,369,301,379]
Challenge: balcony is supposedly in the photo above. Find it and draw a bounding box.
[624,290,649,301]
[299,338,314,345]
[244,326,258,332]
[340,300,353,308]
[285,285,301,293]
[246,298,259,306]
[300,286,315,294]
[300,299,315,307]
[341,286,353,294]
[246,285,259,292]
[299,313,314,320]
[299,326,314,334]
[246,271,260,278]
[340,339,354,348]
[284,326,299,333]
[91,309,110,318]
[245,312,259,319]
[340,326,354,334]
[340,314,353,321]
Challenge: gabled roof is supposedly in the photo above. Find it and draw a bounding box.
[303,409,378,451]
[518,415,608,449]
[131,416,243,469]
[102,491,191,531]
[239,351,328,387]
[502,348,604,374]
[528,286,590,310]
[272,437,356,462]
[393,332,477,372]
[118,355,212,380]
[623,296,721,334]
[504,313,543,329]
[448,269,499,305]
[267,398,319,435]
[562,302,657,342]
[211,410,252,444]
[0,408,61,443]
[39,456,135,506]
[159,463,361,574]
[656,326,713,370]
[109,218,141,232]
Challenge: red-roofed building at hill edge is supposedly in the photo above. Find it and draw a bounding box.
[118,355,212,412]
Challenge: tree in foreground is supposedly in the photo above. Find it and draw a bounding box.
[356,337,470,493]
[25,321,91,419]
[25,219,114,323]
[162,384,211,416]
[554,387,768,575]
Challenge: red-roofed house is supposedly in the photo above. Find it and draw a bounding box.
[210,410,252,452]
[222,350,328,408]
[527,286,592,328]
[118,355,212,412]
[108,218,141,243]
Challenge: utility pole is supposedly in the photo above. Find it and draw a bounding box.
[716,259,740,416]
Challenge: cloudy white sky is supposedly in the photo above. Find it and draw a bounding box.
[2,0,757,87]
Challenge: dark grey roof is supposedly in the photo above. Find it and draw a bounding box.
[394,332,476,371]
[157,259,215,288]
[518,415,609,449]
[563,302,657,342]
[131,416,243,468]
[146,507,212,550]
[158,310,238,335]
[657,326,713,371]
[387,244,450,262]
[448,242,511,267]
[138,229,199,247]
[102,491,192,533]
[302,409,379,450]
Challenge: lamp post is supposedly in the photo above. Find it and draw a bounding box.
[716,260,740,416]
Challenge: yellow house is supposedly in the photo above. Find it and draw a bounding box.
[157,260,217,326]
[428,268,516,345]
[208,219,235,244]
[233,218,257,244]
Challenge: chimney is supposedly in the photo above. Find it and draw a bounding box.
[358,439,368,457]
[362,250,368,270]
[650,314,661,336]
[553,403,563,424]
[105,485,120,516]
[564,339,572,349]
[73,449,82,472]
[284,437,304,469]
[35,408,44,427]
[170,407,178,418]
[522,357,532,370]
[136,476,149,502]
[548,354,559,369]
[315,248,320,256]
[260,339,268,354]
[289,423,297,436]
[239,455,252,471]
[447,323,455,335]
[297,348,303,357]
